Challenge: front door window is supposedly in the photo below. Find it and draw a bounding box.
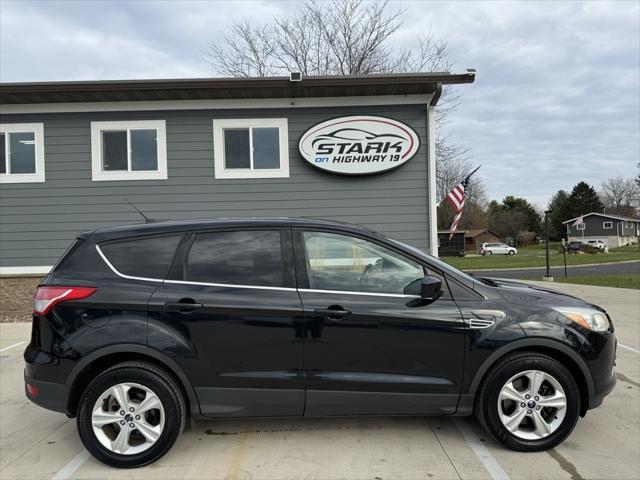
[302,231,424,295]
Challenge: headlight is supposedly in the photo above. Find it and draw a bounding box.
[553,307,610,331]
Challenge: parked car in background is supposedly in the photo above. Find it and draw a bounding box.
[24,218,616,467]
[566,241,605,254]
[566,241,584,253]
[479,243,517,255]
[586,240,606,251]
[566,241,583,253]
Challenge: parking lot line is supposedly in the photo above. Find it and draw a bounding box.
[618,342,640,354]
[51,449,90,480]
[0,341,25,353]
[453,419,510,480]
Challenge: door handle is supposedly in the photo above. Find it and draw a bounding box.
[164,300,203,313]
[314,308,351,320]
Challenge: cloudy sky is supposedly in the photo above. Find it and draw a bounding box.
[1,0,638,207]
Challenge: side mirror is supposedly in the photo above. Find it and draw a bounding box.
[421,275,443,301]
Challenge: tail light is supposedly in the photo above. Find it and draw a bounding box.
[33,286,97,315]
[26,383,40,397]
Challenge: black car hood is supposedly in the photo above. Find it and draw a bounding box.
[480,277,600,310]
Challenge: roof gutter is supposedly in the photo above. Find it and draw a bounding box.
[0,71,476,105]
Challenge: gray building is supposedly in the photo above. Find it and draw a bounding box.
[564,212,640,248]
[0,72,475,275]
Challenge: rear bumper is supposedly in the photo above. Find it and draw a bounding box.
[24,371,70,414]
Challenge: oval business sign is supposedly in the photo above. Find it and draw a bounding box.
[298,115,420,175]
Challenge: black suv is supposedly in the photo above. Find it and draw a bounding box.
[24,218,616,468]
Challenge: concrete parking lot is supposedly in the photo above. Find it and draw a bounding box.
[1,281,638,480]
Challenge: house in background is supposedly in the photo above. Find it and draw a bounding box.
[437,229,504,256]
[564,212,640,248]
[464,229,503,252]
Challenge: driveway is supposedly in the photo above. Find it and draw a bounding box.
[467,260,640,279]
[1,282,638,480]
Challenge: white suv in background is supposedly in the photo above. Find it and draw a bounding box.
[479,243,517,255]
[586,240,606,250]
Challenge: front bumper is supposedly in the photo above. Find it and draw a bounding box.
[586,333,617,410]
[24,371,70,414]
[589,371,616,409]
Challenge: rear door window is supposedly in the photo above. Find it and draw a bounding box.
[100,235,182,279]
[186,230,284,287]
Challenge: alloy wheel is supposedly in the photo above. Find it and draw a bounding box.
[497,370,567,440]
[91,382,165,455]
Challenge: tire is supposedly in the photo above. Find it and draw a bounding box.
[475,352,580,452]
[488,251,493,255]
[508,250,515,255]
[77,361,186,468]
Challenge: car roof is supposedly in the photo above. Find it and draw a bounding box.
[84,217,382,242]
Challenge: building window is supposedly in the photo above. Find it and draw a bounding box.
[0,123,45,183]
[603,221,613,229]
[213,118,289,179]
[91,120,167,181]
[577,223,586,230]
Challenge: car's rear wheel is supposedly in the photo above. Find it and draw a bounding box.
[475,352,580,451]
[77,362,185,468]
[488,251,493,255]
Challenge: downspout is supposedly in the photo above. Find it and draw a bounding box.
[426,82,442,257]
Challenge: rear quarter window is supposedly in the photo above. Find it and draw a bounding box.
[51,238,85,273]
[100,235,182,279]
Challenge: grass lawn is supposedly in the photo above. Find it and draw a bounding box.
[442,244,640,270]
[524,274,640,290]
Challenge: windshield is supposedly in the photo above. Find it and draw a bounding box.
[385,237,479,286]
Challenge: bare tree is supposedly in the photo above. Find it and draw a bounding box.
[207,0,461,130]
[434,135,487,229]
[599,177,639,217]
[208,0,476,226]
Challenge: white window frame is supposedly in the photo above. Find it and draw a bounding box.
[577,223,586,230]
[213,118,289,179]
[603,221,613,229]
[90,120,167,181]
[0,123,45,184]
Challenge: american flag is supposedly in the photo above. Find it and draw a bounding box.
[445,166,480,239]
[572,215,584,227]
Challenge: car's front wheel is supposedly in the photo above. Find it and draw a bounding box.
[77,362,186,468]
[475,352,581,451]
[508,250,516,255]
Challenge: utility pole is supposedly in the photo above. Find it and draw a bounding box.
[543,210,553,281]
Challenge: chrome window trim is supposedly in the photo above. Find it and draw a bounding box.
[299,288,419,299]
[164,279,296,292]
[95,245,164,283]
[97,244,422,297]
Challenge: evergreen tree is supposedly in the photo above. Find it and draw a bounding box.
[487,196,542,241]
[547,190,571,240]
[501,196,542,233]
[567,181,604,218]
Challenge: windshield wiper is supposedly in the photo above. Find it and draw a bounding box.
[466,272,499,287]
